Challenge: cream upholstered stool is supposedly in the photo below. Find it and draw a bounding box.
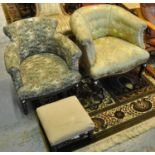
[36,96,95,150]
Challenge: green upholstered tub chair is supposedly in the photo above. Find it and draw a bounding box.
[4,17,82,114]
[70,4,150,80]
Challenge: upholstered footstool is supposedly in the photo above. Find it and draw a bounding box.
[36,96,95,150]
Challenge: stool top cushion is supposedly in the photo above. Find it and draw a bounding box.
[36,96,95,145]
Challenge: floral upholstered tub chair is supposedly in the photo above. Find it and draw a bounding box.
[70,4,150,80]
[4,17,82,114]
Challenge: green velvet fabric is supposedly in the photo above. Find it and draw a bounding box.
[4,43,22,89]
[4,17,82,100]
[18,53,81,100]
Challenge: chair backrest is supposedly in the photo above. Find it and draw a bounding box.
[71,4,147,48]
[35,3,65,16]
[3,17,58,61]
[73,5,111,40]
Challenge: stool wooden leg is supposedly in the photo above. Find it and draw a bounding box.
[51,146,57,152]
[88,131,94,139]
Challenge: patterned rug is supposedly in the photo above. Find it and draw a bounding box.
[55,71,155,151]
[101,70,155,103]
[35,70,155,151]
[58,94,155,152]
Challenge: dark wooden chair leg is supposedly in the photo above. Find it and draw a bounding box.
[138,64,147,78]
[21,100,28,115]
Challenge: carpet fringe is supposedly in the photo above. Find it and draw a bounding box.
[76,117,155,152]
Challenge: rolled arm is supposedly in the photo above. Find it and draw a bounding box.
[110,5,147,48]
[70,11,93,45]
[4,43,22,89]
[54,33,82,71]
[70,11,96,66]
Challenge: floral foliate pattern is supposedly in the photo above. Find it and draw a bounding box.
[4,17,58,60]
[4,43,23,89]
[3,17,82,101]
[18,53,81,100]
[54,33,82,70]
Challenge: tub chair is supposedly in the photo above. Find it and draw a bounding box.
[70,4,150,80]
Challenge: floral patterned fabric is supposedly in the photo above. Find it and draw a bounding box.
[18,53,81,100]
[4,17,81,100]
[4,43,22,90]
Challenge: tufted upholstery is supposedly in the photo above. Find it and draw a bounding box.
[35,3,71,34]
[70,4,150,79]
[4,17,82,100]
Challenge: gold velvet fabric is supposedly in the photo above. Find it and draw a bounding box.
[37,96,95,146]
[91,37,149,79]
[70,4,150,79]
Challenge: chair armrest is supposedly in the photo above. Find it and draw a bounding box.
[4,43,22,89]
[110,5,147,49]
[70,11,96,66]
[54,33,82,71]
[70,11,93,46]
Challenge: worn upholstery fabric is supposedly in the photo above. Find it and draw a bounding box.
[36,3,71,34]
[4,17,82,100]
[91,37,150,79]
[36,96,95,146]
[70,4,149,79]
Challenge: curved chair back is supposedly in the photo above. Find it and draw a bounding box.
[35,3,66,16]
[71,4,147,48]
[3,17,58,61]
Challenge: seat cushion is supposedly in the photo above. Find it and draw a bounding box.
[18,53,81,100]
[90,37,150,79]
[36,96,95,146]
